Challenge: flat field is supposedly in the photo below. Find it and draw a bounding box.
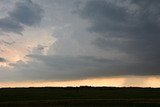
[0,87,160,107]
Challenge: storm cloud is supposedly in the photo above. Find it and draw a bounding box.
[0,0,160,84]
[0,0,43,34]
[78,0,160,74]
[1,53,160,82]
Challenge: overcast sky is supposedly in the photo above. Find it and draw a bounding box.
[0,0,160,87]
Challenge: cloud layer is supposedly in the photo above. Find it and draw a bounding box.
[78,0,160,75]
[0,0,43,34]
[0,0,160,84]
[0,57,6,62]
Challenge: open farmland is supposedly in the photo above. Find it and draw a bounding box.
[0,87,160,107]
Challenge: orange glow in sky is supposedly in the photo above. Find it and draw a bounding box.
[1,76,160,88]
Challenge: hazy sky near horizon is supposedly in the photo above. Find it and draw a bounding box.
[0,0,160,87]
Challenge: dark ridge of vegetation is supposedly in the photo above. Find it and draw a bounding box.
[1,86,160,107]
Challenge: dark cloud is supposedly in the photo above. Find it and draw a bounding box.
[0,0,43,34]
[5,55,118,81]
[78,0,160,75]
[32,44,48,55]
[1,53,160,82]
[0,57,6,62]
[11,54,156,81]
[0,18,23,34]
[9,0,43,26]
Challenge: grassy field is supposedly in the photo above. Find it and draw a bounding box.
[1,86,160,107]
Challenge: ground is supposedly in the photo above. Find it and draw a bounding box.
[1,87,160,107]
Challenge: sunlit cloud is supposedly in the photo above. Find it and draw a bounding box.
[0,27,55,67]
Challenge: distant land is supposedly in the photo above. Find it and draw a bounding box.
[1,86,160,107]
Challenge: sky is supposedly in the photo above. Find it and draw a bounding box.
[0,0,160,87]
